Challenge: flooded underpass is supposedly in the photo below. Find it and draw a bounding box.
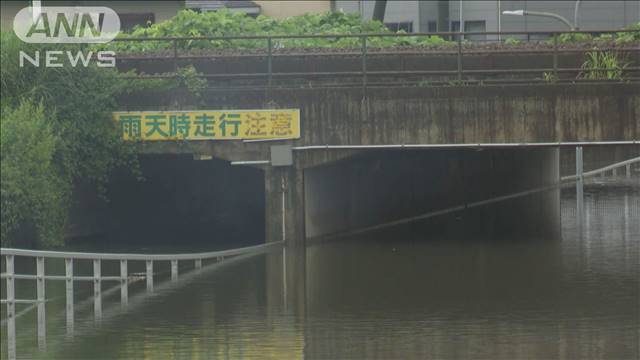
[2,174,638,359]
[66,154,267,252]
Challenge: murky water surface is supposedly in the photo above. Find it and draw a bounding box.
[2,180,639,359]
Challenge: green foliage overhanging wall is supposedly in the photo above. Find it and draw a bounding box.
[0,29,209,248]
[105,10,638,53]
[105,9,452,52]
[1,101,67,247]
[0,32,141,248]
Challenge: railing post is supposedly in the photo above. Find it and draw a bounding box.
[267,37,273,90]
[120,259,128,307]
[65,258,74,338]
[612,167,618,177]
[36,256,46,351]
[171,260,178,281]
[457,36,463,82]
[146,260,154,293]
[552,32,558,78]
[195,259,202,270]
[361,36,368,97]
[93,259,102,323]
[626,164,631,178]
[173,39,178,73]
[576,146,584,228]
[6,255,16,360]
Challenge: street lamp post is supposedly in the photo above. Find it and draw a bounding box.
[502,0,581,31]
[573,0,582,30]
[502,9,575,30]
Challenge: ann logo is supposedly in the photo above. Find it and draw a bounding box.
[14,6,120,43]
[26,12,104,38]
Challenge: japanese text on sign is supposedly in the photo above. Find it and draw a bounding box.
[113,109,300,141]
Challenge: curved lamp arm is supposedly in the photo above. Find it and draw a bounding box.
[574,0,581,30]
[503,10,574,30]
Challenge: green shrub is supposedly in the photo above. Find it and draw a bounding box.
[0,32,145,247]
[548,32,593,44]
[543,72,558,83]
[579,51,628,80]
[613,22,640,44]
[504,37,522,45]
[594,34,613,42]
[104,9,454,53]
[1,31,211,247]
[592,23,640,44]
[1,101,68,247]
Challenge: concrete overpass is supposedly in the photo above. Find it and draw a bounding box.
[120,82,638,245]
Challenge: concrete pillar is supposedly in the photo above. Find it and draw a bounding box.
[265,166,305,246]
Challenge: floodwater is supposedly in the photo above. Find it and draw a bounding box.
[1,179,639,359]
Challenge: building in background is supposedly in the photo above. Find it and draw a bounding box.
[255,1,331,19]
[184,1,331,18]
[185,1,261,16]
[334,1,640,39]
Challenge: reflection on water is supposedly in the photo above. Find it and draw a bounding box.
[2,181,639,359]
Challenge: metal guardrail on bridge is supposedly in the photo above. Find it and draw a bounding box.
[0,241,283,359]
[113,29,640,89]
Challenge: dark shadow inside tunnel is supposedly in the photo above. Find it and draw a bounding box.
[70,154,265,250]
[304,148,562,242]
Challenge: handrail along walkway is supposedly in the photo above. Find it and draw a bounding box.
[0,241,283,360]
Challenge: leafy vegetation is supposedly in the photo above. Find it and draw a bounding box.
[548,22,640,45]
[0,32,135,247]
[579,51,629,80]
[613,22,640,43]
[0,30,210,247]
[548,32,593,44]
[504,37,522,46]
[543,71,558,83]
[1,101,68,247]
[104,10,453,52]
[103,11,638,54]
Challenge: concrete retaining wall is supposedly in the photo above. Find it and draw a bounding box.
[128,83,638,163]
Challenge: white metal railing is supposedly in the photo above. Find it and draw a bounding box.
[0,241,283,359]
[292,141,640,151]
[562,156,639,182]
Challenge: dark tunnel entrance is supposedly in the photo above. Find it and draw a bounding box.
[304,148,561,242]
[91,154,265,251]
